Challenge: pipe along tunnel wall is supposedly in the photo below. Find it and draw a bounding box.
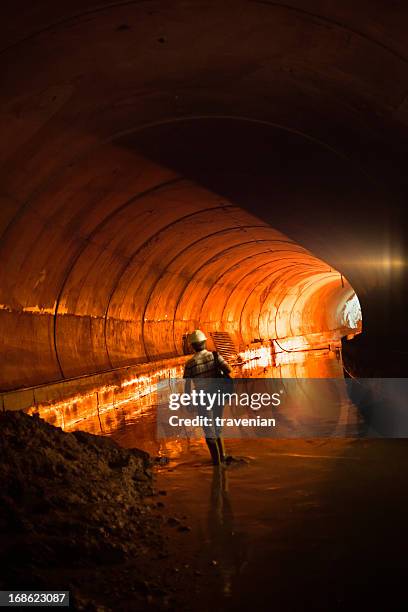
[0,148,360,413]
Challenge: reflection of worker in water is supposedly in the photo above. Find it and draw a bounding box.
[183,329,232,465]
[206,466,248,597]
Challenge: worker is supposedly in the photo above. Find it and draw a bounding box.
[183,329,232,465]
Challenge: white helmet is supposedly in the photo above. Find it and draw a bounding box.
[189,329,207,344]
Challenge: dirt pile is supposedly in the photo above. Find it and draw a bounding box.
[0,411,186,610]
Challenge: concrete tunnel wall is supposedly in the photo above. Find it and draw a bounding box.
[0,145,357,392]
[3,0,408,391]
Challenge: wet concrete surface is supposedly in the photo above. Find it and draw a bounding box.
[71,350,408,610]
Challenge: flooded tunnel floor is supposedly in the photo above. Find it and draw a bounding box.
[73,349,408,610]
[153,438,408,610]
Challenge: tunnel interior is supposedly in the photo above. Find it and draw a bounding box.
[0,125,363,392]
[2,3,408,610]
[1,0,408,395]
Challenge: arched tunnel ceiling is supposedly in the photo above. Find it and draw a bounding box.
[1,0,407,390]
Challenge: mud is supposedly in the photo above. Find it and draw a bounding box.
[0,411,195,611]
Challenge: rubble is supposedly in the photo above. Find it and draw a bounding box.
[0,411,188,610]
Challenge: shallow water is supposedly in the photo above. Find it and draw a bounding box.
[154,438,362,609]
[92,348,360,452]
[73,349,408,609]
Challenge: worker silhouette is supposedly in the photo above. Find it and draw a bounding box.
[183,330,232,465]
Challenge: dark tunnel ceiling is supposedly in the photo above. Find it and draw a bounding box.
[1,0,408,390]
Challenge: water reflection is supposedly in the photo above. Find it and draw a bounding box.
[206,467,249,599]
[60,348,408,610]
[155,436,372,610]
[68,349,347,448]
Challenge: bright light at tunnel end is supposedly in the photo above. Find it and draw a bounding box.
[341,293,362,330]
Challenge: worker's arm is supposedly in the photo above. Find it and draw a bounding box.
[217,353,232,376]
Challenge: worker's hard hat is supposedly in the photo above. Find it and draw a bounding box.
[189,329,207,343]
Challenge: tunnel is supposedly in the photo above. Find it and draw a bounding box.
[0,140,361,392]
[3,0,408,400]
[1,3,408,610]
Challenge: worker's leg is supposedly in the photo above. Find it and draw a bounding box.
[206,437,221,465]
[199,404,222,464]
[216,436,226,462]
[214,402,226,462]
